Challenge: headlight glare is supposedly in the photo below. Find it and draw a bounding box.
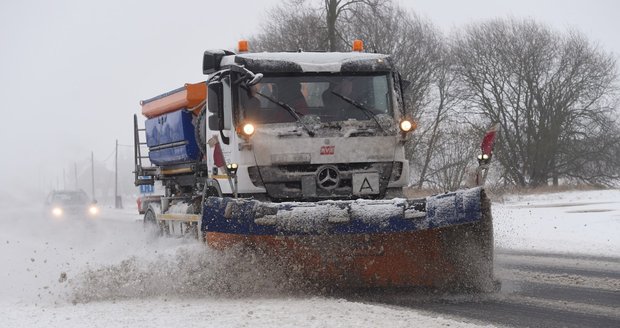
[399,119,415,132]
[242,123,255,136]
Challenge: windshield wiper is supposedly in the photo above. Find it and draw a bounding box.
[330,91,386,134]
[250,88,315,137]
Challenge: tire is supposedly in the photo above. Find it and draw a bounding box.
[144,207,167,237]
[194,107,207,156]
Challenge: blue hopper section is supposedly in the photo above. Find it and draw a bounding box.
[145,109,200,166]
[201,187,484,236]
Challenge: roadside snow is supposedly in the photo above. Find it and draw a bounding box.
[0,206,190,303]
[1,188,618,327]
[1,297,489,328]
[493,189,620,257]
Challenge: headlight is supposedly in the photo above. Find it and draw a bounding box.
[241,123,255,136]
[88,205,99,215]
[227,163,239,176]
[399,119,416,132]
[52,207,63,217]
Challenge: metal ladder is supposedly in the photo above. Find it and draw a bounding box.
[133,114,156,186]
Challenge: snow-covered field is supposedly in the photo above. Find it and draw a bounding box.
[493,188,620,257]
[0,189,618,327]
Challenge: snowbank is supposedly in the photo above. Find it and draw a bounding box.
[493,189,620,257]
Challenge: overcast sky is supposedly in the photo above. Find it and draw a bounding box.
[0,0,618,193]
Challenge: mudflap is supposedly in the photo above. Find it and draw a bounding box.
[201,187,495,291]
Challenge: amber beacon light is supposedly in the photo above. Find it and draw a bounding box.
[238,40,249,53]
[352,39,364,52]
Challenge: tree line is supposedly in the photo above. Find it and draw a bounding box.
[250,0,620,189]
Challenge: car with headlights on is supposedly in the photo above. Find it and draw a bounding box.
[45,190,99,219]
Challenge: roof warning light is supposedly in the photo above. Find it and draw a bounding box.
[238,40,249,53]
[353,39,364,52]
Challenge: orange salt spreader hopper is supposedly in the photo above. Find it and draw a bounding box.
[140,82,207,118]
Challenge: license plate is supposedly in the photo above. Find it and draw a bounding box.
[352,173,380,195]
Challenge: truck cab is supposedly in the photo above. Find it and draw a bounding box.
[202,45,414,202]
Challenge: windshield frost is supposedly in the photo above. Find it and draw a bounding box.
[239,74,392,124]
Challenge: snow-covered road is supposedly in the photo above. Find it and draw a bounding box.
[0,203,487,327]
[1,189,619,327]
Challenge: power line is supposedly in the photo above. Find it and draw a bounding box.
[101,148,116,162]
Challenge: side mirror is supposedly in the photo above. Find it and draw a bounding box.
[203,52,218,74]
[208,114,220,130]
[203,49,234,75]
[208,82,224,131]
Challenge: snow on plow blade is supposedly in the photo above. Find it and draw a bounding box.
[201,187,494,290]
[201,187,483,235]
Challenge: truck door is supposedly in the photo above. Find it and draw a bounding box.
[206,76,236,194]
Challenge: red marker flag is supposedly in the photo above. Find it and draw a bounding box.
[207,135,226,168]
[481,123,499,156]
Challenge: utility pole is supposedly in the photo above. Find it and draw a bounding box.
[74,162,78,189]
[91,151,96,201]
[63,168,66,190]
[115,139,122,208]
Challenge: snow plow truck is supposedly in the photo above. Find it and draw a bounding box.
[134,40,498,291]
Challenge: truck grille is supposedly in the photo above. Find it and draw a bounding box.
[251,162,394,201]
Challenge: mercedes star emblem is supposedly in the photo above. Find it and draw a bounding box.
[316,165,340,190]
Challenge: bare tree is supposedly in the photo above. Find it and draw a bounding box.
[453,19,619,187]
[425,125,479,191]
[413,44,465,188]
[250,1,326,52]
[346,3,445,182]
[251,0,382,52]
[348,5,442,116]
[324,0,363,51]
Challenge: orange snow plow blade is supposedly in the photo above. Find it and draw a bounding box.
[204,193,494,290]
[207,230,451,287]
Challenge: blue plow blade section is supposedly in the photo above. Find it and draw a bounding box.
[201,187,483,236]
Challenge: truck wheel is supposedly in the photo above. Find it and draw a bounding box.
[144,208,162,237]
[194,107,207,155]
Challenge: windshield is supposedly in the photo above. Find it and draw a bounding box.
[50,191,89,205]
[239,74,392,124]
